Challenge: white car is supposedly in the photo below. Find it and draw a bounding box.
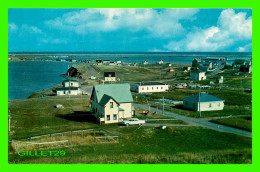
[123,118,145,126]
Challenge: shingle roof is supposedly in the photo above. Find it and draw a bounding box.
[93,83,133,103]
[183,93,224,102]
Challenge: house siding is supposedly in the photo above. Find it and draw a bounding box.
[137,85,169,93]
[183,100,224,111]
[57,89,78,96]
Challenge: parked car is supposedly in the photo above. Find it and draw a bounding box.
[123,118,145,126]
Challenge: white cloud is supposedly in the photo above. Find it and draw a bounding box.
[21,24,42,34]
[42,37,68,44]
[45,8,199,37]
[237,43,252,52]
[8,23,18,32]
[164,9,252,52]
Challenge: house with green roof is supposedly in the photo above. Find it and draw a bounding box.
[90,83,134,124]
[183,92,224,111]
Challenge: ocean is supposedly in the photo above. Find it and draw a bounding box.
[8,52,252,100]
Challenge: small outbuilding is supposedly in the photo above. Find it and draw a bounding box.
[190,70,206,81]
[183,93,224,111]
[104,72,116,82]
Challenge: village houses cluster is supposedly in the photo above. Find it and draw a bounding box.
[54,57,251,124]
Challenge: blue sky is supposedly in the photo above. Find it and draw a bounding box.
[8,8,252,52]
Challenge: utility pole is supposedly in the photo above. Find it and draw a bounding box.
[198,86,201,118]
[162,96,165,115]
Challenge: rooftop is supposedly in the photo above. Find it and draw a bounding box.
[133,82,168,86]
[56,87,79,91]
[92,83,133,103]
[183,93,224,102]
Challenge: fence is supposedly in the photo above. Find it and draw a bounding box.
[12,128,119,152]
[14,140,69,152]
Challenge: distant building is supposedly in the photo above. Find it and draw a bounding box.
[216,76,224,84]
[90,83,134,124]
[183,66,191,71]
[62,80,80,88]
[169,68,174,72]
[104,72,116,81]
[157,60,164,64]
[240,65,252,74]
[96,60,103,65]
[130,82,169,93]
[56,87,80,96]
[143,61,148,65]
[190,70,206,81]
[167,63,172,67]
[183,93,224,111]
[102,60,110,65]
[56,80,81,96]
[232,59,251,68]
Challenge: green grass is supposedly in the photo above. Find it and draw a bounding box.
[210,116,252,131]
[90,64,188,82]
[8,126,252,164]
[8,96,252,164]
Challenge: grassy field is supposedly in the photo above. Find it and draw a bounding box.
[210,116,252,131]
[89,64,188,82]
[8,96,252,164]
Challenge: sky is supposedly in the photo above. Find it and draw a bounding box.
[8,8,252,52]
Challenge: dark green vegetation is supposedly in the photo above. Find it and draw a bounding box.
[9,96,251,164]
[210,116,252,132]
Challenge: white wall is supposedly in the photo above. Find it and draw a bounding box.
[191,72,206,81]
[57,89,78,96]
[138,85,169,93]
[105,77,116,81]
[104,99,119,124]
[63,81,80,88]
[183,100,224,111]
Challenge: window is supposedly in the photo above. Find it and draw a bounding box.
[110,102,113,108]
[142,87,144,90]
[157,87,158,90]
[161,87,163,89]
[71,83,73,86]
[107,115,110,121]
[68,91,71,94]
[147,87,149,90]
[63,91,65,94]
[209,103,212,108]
[113,114,117,120]
[152,87,153,90]
[218,102,220,107]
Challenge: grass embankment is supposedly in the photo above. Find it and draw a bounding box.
[210,116,252,131]
[9,96,251,164]
[90,64,188,82]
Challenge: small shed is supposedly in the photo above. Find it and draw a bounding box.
[183,93,224,111]
[104,72,116,82]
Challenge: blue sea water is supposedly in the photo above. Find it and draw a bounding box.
[8,61,79,100]
[8,52,252,100]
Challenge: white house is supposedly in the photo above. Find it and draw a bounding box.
[216,76,224,84]
[90,83,134,124]
[143,61,148,65]
[56,80,81,96]
[157,60,164,64]
[104,72,116,81]
[190,70,206,81]
[130,82,169,93]
[62,80,80,88]
[183,92,224,111]
[56,87,80,96]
